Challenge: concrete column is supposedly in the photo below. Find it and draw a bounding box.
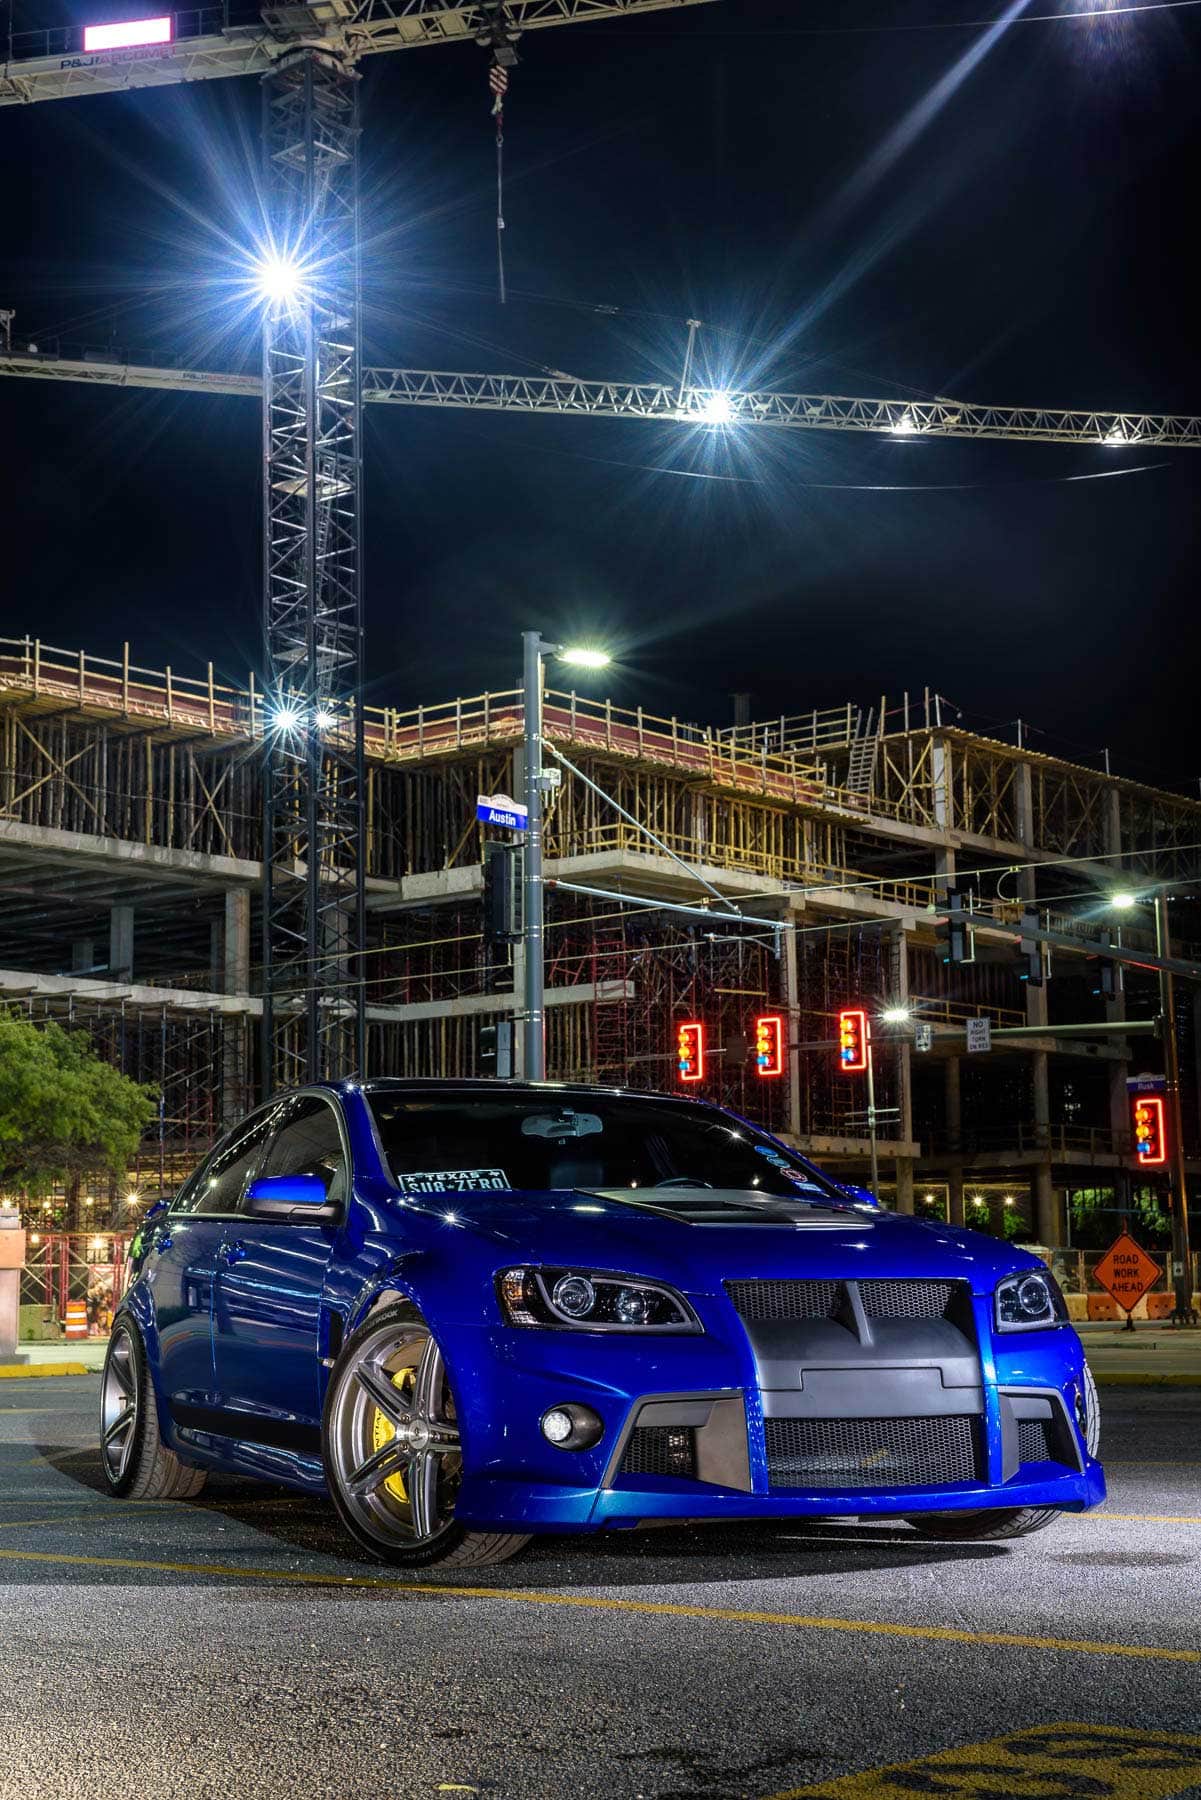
[1035,1165,1063,1247]
[894,1157,915,1215]
[108,905,134,982]
[222,889,252,1129]
[945,1056,965,1226]
[931,738,954,834]
[71,940,95,974]
[224,890,251,995]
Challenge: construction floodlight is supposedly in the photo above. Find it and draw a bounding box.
[83,15,172,51]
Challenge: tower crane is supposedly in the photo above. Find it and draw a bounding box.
[0,0,718,1087]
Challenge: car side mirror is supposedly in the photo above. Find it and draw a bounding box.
[244,1173,340,1223]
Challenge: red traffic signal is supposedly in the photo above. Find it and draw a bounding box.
[676,1020,704,1084]
[837,1007,869,1073]
[1132,1094,1167,1166]
[754,1014,784,1078]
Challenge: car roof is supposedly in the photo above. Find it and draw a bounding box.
[349,1077,699,1105]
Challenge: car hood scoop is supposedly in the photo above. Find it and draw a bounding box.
[581,1188,875,1227]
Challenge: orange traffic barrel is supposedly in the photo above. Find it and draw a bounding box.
[63,1299,88,1340]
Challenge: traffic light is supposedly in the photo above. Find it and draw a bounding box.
[936,889,972,967]
[753,1014,785,1077]
[1092,934,1119,1001]
[1132,1094,1167,1166]
[837,1007,868,1074]
[482,841,522,952]
[1017,904,1044,988]
[479,1019,513,1079]
[676,1020,704,1083]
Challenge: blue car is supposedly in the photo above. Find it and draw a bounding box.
[101,1079,1105,1568]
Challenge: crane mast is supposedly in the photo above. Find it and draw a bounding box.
[260,51,365,1087]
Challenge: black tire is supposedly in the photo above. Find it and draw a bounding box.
[903,1505,1060,1541]
[1082,1361,1101,1458]
[322,1302,530,1570]
[100,1316,207,1501]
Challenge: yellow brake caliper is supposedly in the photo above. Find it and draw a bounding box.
[371,1365,416,1501]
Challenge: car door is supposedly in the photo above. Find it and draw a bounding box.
[147,1106,275,1422]
[210,1092,349,1453]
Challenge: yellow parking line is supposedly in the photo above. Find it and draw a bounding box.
[0,1544,1197,1663]
[1089,1511,1201,1524]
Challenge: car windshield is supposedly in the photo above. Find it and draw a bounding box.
[366,1091,845,1200]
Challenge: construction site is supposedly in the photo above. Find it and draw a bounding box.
[4,632,1198,1293]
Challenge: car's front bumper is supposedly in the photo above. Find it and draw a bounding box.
[450,1311,1106,1533]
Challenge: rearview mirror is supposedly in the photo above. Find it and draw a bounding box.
[244,1173,340,1223]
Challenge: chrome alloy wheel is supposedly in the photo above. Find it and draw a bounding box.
[326,1319,463,1552]
[100,1322,140,1486]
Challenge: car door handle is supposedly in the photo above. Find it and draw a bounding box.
[221,1240,247,1266]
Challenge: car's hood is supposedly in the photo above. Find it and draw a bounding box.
[393,1185,1040,1296]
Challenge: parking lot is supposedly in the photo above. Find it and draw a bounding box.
[1,1375,1199,1800]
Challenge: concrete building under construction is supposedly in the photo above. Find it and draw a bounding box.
[2,635,1199,1251]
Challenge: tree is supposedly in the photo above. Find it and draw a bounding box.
[0,1012,158,1197]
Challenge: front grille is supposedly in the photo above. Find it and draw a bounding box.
[726,1278,957,1322]
[620,1426,697,1479]
[764,1416,977,1489]
[726,1279,838,1321]
[858,1280,955,1320]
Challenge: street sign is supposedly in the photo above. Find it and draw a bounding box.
[966,1016,991,1055]
[914,1021,933,1054]
[477,793,528,830]
[1093,1231,1163,1317]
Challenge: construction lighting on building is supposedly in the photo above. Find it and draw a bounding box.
[255,251,306,309]
[314,708,335,728]
[1004,1194,1015,1206]
[697,391,734,426]
[82,15,172,51]
[557,647,611,670]
[891,411,918,435]
[270,705,302,732]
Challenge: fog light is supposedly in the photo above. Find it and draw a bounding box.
[540,1403,605,1450]
[542,1408,574,1445]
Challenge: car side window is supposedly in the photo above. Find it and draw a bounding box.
[255,1095,348,1210]
[189,1108,277,1216]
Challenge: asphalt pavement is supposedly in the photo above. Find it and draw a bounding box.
[0,1376,1199,1800]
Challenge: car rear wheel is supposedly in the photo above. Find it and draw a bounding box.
[322,1303,530,1569]
[100,1317,207,1500]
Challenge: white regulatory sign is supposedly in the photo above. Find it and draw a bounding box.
[913,1021,933,1054]
[966,1016,992,1054]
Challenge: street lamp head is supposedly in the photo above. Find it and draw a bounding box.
[1110,890,1138,911]
[880,1005,911,1024]
[557,647,610,670]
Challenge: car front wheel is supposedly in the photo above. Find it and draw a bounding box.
[322,1303,530,1569]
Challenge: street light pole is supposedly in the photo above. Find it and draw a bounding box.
[1154,893,1196,1323]
[521,629,547,1082]
[866,1036,881,1199]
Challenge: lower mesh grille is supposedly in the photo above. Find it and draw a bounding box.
[764,1416,977,1489]
[1017,1417,1063,1464]
[620,1426,697,1479]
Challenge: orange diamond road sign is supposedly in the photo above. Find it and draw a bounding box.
[1093,1232,1164,1316]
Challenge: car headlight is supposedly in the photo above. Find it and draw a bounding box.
[994,1269,1069,1332]
[498,1267,701,1333]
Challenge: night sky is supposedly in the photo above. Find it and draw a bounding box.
[3,0,1199,790]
